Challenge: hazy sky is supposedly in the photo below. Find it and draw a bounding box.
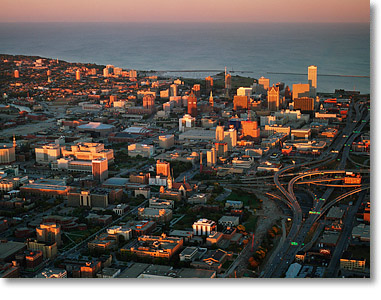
[0,0,370,23]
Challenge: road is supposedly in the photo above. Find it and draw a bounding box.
[261,99,369,277]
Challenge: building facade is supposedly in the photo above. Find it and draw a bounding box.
[192,219,217,235]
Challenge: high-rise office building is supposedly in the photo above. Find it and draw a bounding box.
[92,158,108,183]
[225,73,231,90]
[292,83,310,100]
[156,160,170,177]
[114,67,122,76]
[0,144,16,164]
[237,87,252,97]
[285,86,292,100]
[207,147,216,167]
[106,65,114,75]
[61,142,114,164]
[205,76,213,94]
[258,76,270,91]
[35,143,61,164]
[170,84,178,97]
[294,97,315,113]
[268,85,280,111]
[179,114,196,132]
[36,223,62,246]
[143,94,155,109]
[215,142,228,158]
[308,65,317,97]
[187,91,198,117]
[215,125,225,142]
[233,95,249,111]
[224,128,237,150]
[76,70,81,80]
[241,121,260,140]
[14,70,19,78]
[192,84,201,97]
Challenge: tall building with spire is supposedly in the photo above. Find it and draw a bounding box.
[209,91,214,108]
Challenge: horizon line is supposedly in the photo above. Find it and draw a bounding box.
[0,21,370,24]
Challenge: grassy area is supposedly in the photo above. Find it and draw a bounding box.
[171,213,196,230]
[349,154,369,165]
[226,190,261,209]
[244,215,258,233]
[127,198,146,207]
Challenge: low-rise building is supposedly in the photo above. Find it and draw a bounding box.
[351,223,370,242]
[0,240,26,263]
[168,230,194,242]
[149,198,174,209]
[67,188,122,208]
[107,225,132,241]
[35,268,67,278]
[128,143,154,158]
[188,193,209,205]
[158,135,175,149]
[20,179,72,197]
[191,249,229,273]
[340,251,366,272]
[127,220,156,237]
[206,231,224,246]
[179,246,207,262]
[137,207,173,223]
[88,233,117,253]
[192,219,217,235]
[113,204,129,216]
[225,200,243,209]
[121,234,183,260]
[218,216,240,227]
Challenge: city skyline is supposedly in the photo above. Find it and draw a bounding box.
[0,0,374,298]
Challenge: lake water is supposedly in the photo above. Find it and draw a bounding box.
[0,22,370,93]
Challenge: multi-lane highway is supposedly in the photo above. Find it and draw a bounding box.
[260,99,369,277]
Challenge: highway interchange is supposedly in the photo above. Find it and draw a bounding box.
[223,98,370,278]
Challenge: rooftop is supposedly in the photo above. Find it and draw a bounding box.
[77,122,114,130]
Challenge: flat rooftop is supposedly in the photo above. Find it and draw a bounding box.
[117,263,150,278]
[0,241,26,261]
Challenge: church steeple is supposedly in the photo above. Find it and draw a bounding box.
[209,91,214,107]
